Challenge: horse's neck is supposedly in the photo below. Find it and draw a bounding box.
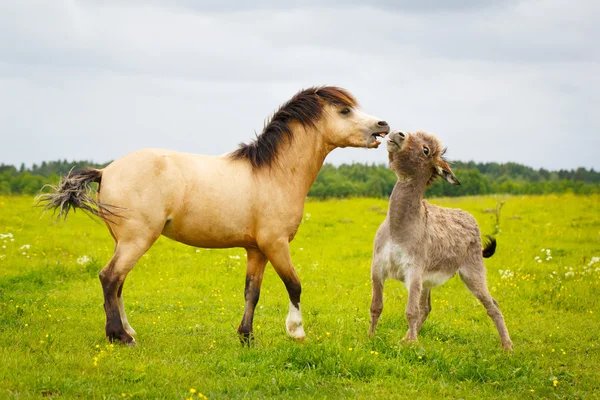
[267,126,331,200]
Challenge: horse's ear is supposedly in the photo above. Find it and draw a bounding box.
[436,161,460,185]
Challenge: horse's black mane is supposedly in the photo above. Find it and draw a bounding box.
[230,86,357,169]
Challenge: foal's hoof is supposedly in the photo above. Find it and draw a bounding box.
[503,342,514,353]
[401,333,418,345]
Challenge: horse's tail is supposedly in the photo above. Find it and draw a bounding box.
[482,235,497,258]
[36,168,121,221]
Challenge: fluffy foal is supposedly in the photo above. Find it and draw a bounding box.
[369,130,512,351]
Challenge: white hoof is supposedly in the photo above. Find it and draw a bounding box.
[286,301,305,340]
[286,319,306,340]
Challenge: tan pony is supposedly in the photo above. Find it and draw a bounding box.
[39,86,389,345]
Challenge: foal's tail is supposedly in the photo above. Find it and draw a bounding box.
[482,235,497,258]
[36,168,121,222]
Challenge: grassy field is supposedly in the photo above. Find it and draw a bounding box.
[0,194,599,399]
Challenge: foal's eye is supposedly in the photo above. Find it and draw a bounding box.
[340,108,351,115]
[423,146,430,156]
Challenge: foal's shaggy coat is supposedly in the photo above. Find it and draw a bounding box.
[369,131,512,351]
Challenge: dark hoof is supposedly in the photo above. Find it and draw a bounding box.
[106,328,135,345]
[237,325,254,346]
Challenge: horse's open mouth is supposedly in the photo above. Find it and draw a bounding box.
[371,131,388,146]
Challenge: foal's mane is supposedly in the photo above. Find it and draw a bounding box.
[230,86,357,169]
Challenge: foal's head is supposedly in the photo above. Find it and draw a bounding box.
[387,130,460,186]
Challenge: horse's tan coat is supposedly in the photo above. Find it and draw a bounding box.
[93,95,389,344]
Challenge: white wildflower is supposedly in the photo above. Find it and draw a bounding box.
[534,256,540,260]
[587,257,600,267]
[229,255,241,260]
[546,256,552,261]
[305,213,311,220]
[20,244,31,250]
[500,269,514,279]
[0,233,14,240]
[565,271,574,277]
[541,248,545,252]
[77,255,91,265]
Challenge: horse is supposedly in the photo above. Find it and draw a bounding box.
[38,86,390,345]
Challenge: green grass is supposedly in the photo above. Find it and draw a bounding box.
[1,194,599,399]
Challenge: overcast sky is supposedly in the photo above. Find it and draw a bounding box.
[0,0,598,170]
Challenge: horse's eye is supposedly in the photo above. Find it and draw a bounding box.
[340,108,351,115]
[423,146,430,156]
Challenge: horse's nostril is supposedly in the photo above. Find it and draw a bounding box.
[398,131,406,138]
[377,121,388,127]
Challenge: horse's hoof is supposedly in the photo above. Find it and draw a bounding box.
[127,337,137,347]
[106,329,134,346]
[237,325,254,346]
[124,326,137,336]
[503,342,514,353]
[286,324,306,341]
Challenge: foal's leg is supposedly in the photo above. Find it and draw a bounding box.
[459,264,513,351]
[237,248,268,344]
[416,287,432,333]
[369,274,385,336]
[99,239,154,345]
[263,239,305,340]
[403,273,423,342]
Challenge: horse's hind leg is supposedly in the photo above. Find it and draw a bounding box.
[100,238,155,345]
[237,248,268,345]
[104,222,136,336]
[117,282,136,336]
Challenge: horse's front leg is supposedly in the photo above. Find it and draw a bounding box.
[263,239,305,341]
[237,248,268,345]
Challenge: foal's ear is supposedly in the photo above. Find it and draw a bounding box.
[436,162,460,185]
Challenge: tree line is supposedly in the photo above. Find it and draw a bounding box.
[0,159,598,198]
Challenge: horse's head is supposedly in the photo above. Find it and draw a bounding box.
[320,101,390,149]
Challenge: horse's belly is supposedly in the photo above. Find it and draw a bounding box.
[161,214,256,249]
